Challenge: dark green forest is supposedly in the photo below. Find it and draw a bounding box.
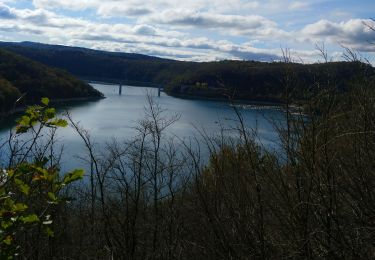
[1,42,374,103]
[0,48,103,114]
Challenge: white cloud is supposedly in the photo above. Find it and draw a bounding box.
[301,19,375,52]
[97,5,153,17]
[29,0,323,19]
[132,24,157,35]
[32,0,96,11]
[289,2,311,10]
[0,1,374,63]
[140,10,289,39]
[143,11,276,29]
[0,4,285,61]
[0,2,16,19]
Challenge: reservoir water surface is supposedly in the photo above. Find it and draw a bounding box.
[0,83,286,171]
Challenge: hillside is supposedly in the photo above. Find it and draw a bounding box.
[1,42,374,103]
[0,48,103,114]
[166,60,375,103]
[0,41,185,85]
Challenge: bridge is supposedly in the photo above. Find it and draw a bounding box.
[118,83,164,97]
[84,78,164,97]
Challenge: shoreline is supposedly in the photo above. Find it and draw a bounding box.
[166,92,285,107]
[1,78,302,119]
[167,92,303,113]
[49,96,105,104]
[0,96,105,119]
[83,78,293,108]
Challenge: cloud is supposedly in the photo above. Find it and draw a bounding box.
[140,10,288,39]
[228,48,280,61]
[32,0,96,11]
[301,19,375,51]
[1,1,374,63]
[0,3,16,19]
[132,24,156,35]
[143,11,276,30]
[30,0,315,19]
[0,3,86,28]
[97,5,153,17]
[289,2,310,10]
[0,23,43,34]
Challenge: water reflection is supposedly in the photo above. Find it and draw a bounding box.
[0,84,285,172]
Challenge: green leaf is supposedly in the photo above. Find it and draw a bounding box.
[12,203,27,212]
[17,115,30,126]
[41,97,49,106]
[63,169,84,185]
[44,108,56,120]
[3,235,12,245]
[49,119,68,128]
[15,115,31,133]
[20,214,39,224]
[31,165,55,181]
[15,126,29,134]
[47,192,58,204]
[14,179,29,195]
[1,221,12,229]
[45,227,54,237]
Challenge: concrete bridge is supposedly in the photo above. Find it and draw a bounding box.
[118,83,164,97]
[85,78,164,97]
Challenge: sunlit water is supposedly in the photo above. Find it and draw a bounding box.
[0,83,286,172]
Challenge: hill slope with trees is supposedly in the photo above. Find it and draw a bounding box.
[1,41,374,104]
[0,47,103,114]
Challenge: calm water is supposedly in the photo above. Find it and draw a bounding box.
[0,84,285,171]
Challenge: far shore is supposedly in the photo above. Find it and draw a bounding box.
[84,78,293,108]
[166,91,285,106]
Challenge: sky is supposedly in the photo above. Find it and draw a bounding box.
[0,0,374,63]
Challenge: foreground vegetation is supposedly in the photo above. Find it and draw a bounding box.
[0,51,374,259]
[0,98,84,258]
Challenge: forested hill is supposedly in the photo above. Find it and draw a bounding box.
[0,48,103,114]
[166,61,375,103]
[1,41,374,103]
[0,41,193,86]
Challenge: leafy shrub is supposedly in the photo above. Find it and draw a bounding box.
[0,98,84,259]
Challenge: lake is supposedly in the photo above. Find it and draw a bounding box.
[0,83,286,171]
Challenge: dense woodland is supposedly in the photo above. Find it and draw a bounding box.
[0,48,103,114]
[1,42,374,104]
[0,44,374,258]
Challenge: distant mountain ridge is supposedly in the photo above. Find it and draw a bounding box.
[0,41,169,62]
[1,41,373,103]
[0,47,103,115]
[0,41,187,86]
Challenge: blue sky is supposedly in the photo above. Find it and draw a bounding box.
[0,0,374,62]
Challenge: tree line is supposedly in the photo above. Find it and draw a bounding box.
[2,42,374,104]
[0,48,103,115]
